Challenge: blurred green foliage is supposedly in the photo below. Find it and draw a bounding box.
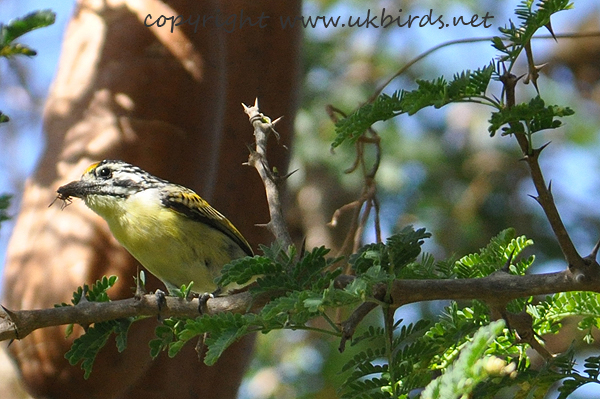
[0,194,10,224]
[0,9,55,124]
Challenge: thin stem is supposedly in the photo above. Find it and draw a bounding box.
[456,97,501,108]
[367,297,390,308]
[373,196,381,244]
[281,325,342,337]
[321,312,342,334]
[244,324,342,337]
[368,36,495,104]
[383,306,398,397]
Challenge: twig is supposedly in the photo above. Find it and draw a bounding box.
[330,178,378,260]
[242,98,293,249]
[339,302,378,352]
[509,310,552,361]
[332,199,362,263]
[327,105,382,257]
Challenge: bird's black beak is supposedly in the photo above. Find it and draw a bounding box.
[57,180,90,200]
[50,180,93,208]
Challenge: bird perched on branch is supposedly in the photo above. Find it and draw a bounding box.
[55,160,253,296]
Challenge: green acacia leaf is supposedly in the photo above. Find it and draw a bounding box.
[66,321,116,379]
[217,255,277,288]
[0,10,56,47]
[386,226,431,274]
[332,64,494,148]
[488,96,574,137]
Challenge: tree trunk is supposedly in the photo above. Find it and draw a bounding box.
[2,0,300,397]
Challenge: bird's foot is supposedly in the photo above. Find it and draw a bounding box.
[155,289,167,320]
[197,292,213,315]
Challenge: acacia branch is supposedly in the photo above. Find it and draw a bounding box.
[389,269,600,307]
[522,144,583,269]
[339,263,600,347]
[0,291,264,342]
[3,266,600,343]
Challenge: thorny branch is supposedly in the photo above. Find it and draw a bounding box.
[3,265,600,344]
[0,291,263,342]
[498,69,587,274]
[243,98,293,249]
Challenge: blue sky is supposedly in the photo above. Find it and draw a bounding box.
[0,0,75,278]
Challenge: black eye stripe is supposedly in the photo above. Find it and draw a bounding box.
[113,179,137,188]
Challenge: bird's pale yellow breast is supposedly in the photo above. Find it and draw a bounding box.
[100,189,244,293]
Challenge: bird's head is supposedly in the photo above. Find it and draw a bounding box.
[56,160,166,217]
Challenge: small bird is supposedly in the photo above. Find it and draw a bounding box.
[55,160,253,296]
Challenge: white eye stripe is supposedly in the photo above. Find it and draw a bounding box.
[83,160,172,196]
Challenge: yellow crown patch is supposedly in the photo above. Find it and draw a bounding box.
[83,161,101,175]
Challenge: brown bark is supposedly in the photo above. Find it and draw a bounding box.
[2,0,300,398]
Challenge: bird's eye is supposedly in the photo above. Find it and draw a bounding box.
[97,167,112,179]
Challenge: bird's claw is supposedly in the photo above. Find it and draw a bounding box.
[155,289,167,320]
[198,292,214,315]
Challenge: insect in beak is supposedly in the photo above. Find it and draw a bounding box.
[49,192,72,209]
[49,180,84,209]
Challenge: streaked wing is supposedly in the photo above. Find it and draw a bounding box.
[160,185,253,256]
